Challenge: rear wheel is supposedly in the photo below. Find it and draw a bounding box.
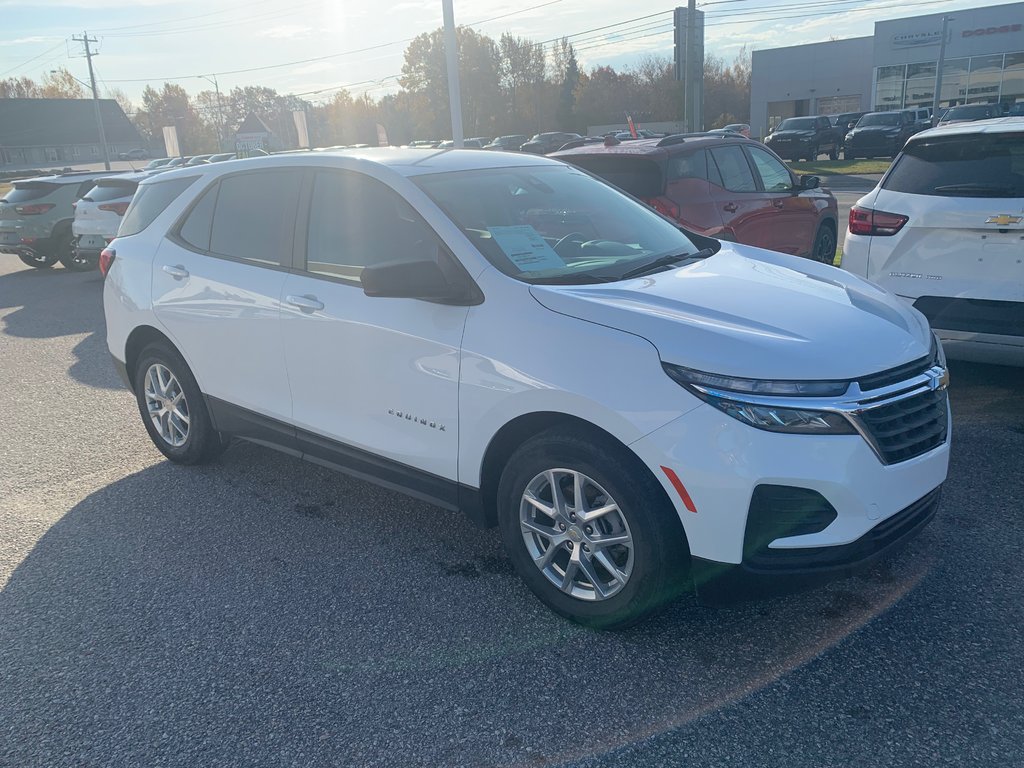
[133,342,227,465]
[59,236,97,272]
[17,249,59,269]
[497,428,690,629]
[812,222,837,264]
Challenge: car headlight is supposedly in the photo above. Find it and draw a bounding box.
[662,363,856,435]
[846,132,854,141]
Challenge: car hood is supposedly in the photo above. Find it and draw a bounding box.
[850,125,900,134]
[529,245,932,381]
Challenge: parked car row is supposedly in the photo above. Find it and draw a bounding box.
[0,153,239,270]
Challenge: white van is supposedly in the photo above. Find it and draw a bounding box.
[842,117,1024,366]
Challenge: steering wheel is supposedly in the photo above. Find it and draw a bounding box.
[554,232,586,253]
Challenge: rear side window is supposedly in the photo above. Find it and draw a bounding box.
[120,176,198,237]
[709,146,757,192]
[883,134,1024,198]
[667,151,707,182]
[3,182,59,203]
[563,155,663,198]
[209,170,302,266]
[177,184,219,251]
[83,182,138,203]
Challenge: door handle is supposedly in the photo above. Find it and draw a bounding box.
[723,202,738,212]
[285,294,324,313]
[162,264,189,280]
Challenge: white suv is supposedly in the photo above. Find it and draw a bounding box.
[103,150,950,627]
[842,117,1023,366]
[71,172,151,271]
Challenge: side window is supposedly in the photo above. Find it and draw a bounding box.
[177,182,219,252]
[709,146,757,193]
[667,151,707,181]
[120,176,198,237]
[306,171,441,282]
[209,170,301,266]
[747,147,794,192]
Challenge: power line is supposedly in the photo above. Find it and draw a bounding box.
[0,39,67,79]
[93,0,287,33]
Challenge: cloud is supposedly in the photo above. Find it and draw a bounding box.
[0,36,58,46]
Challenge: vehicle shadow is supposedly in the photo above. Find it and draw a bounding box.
[0,439,943,768]
[0,265,120,390]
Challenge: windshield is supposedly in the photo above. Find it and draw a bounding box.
[883,133,1024,197]
[858,113,900,127]
[414,165,701,284]
[942,105,994,120]
[777,118,816,131]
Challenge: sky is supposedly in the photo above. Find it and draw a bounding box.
[0,0,995,107]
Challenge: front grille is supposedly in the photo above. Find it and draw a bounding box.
[857,388,948,464]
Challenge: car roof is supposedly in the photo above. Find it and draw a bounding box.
[550,133,752,159]
[139,147,559,187]
[16,170,127,185]
[907,116,1024,142]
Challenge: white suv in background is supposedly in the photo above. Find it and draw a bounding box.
[103,150,950,627]
[70,172,151,271]
[843,117,1024,366]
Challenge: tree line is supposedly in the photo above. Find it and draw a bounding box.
[1,31,751,154]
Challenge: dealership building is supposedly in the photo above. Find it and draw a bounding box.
[749,1,1024,137]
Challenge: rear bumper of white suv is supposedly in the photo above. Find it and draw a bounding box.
[630,389,950,603]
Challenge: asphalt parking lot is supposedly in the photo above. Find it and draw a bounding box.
[1,257,1022,767]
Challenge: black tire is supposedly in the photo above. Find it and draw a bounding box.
[811,222,837,264]
[17,249,59,269]
[59,236,97,272]
[133,342,227,465]
[845,151,857,161]
[829,145,839,161]
[497,427,690,629]
[46,225,78,270]
[806,146,818,161]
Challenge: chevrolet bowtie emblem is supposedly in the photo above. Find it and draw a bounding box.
[985,214,1022,225]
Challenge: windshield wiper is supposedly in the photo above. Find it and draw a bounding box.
[933,183,1018,196]
[620,248,715,279]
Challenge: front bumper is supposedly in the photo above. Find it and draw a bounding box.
[691,486,941,604]
[629,399,950,593]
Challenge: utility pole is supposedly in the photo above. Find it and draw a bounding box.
[684,0,696,133]
[441,0,464,147]
[72,32,110,170]
[931,16,952,126]
[199,74,226,151]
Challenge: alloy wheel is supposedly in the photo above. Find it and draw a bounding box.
[519,468,634,601]
[144,363,190,447]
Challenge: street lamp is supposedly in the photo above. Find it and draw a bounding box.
[197,74,226,151]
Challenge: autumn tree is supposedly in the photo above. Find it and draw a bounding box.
[0,76,40,98]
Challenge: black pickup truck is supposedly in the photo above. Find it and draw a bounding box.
[763,115,841,161]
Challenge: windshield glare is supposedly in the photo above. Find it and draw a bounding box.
[414,166,700,284]
[858,113,899,127]
[778,118,816,131]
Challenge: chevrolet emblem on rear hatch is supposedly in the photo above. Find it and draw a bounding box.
[985,214,1022,225]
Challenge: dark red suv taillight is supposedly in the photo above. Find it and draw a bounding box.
[14,203,55,215]
[849,205,908,236]
[99,202,131,216]
[99,247,116,277]
[644,196,681,221]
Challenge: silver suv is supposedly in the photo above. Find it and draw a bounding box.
[0,171,125,269]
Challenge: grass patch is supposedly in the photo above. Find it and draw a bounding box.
[833,244,843,267]
[788,159,891,175]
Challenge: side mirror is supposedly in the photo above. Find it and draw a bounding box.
[800,175,820,190]
[361,258,480,305]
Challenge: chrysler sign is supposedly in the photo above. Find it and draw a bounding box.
[892,31,944,47]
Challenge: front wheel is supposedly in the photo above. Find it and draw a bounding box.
[812,223,837,264]
[806,145,818,161]
[17,249,59,269]
[134,342,227,464]
[497,428,689,629]
[829,145,839,160]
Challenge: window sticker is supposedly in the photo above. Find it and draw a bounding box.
[487,225,566,272]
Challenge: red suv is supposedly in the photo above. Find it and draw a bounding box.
[551,134,839,262]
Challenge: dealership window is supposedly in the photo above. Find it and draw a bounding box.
[939,58,970,107]
[874,65,906,111]
[904,62,936,108]
[1001,52,1024,106]
[967,54,1004,104]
